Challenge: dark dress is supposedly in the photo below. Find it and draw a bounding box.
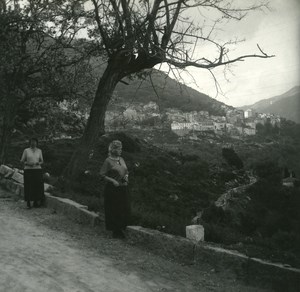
[100,157,130,231]
[24,169,44,202]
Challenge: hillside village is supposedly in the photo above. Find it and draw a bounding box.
[103,101,281,139]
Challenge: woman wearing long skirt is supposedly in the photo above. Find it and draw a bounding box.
[100,140,130,239]
[20,138,45,209]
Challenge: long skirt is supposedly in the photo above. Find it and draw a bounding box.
[104,183,130,231]
[24,169,45,202]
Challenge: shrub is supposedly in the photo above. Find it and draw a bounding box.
[253,159,282,183]
[203,223,242,244]
[222,147,243,169]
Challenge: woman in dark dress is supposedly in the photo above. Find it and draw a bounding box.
[20,138,45,209]
[100,140,130,238]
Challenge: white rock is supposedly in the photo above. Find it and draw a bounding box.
[12,171,24,184]
[0,165,14,177]
[186,225,205,242]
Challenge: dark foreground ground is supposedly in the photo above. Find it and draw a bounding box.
[0,187,272,292]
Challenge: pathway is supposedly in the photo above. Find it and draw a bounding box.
[0,187,269,292]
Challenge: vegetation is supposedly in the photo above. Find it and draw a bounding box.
[6,120,300,267]
[2,0,299,269]
[222,147,244,170]
[0,1,93,163]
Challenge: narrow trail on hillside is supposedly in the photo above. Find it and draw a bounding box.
[215,175,257,209]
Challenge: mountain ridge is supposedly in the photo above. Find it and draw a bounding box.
[239,86,300,123]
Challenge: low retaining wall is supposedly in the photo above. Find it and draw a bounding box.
[127,226,300,290]
[45,193,102,226]
[1,164,299,290]
[0,165,102,227]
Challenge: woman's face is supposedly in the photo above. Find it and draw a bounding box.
[30,140,37,148]
[111,147,122,156]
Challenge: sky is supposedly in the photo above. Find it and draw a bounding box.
[16,0,298,108]
[158,0,300,107]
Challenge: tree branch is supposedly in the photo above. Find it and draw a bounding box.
[165,47,275,69]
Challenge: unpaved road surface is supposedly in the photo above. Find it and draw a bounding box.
[0,187,270,292]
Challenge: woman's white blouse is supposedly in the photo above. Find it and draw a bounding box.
[21,148,43,169]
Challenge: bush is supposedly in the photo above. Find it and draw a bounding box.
[222,148,243,169]
[203,223,242,244]
[271,231,300,252]
[253,159,282,183]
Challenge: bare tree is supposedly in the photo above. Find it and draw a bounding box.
[62,0,274,178]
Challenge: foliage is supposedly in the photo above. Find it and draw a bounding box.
[0,1,95,161]
[253,159,282,183]
[222,147,244,169]
[256,121,280,136]
[16,98,87,140]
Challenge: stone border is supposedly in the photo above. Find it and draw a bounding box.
[45,193,103,226]
[0,165,103,227]
[127,226,300,290]
[1,164,299,290]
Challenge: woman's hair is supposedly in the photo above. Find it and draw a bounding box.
[108,140,122,155]
[30,137,38,145]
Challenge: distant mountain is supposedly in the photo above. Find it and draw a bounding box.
[90,57,233,116]
[240,86,300,123]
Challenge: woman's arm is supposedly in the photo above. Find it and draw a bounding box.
[20,149,26,163]
[103,175,119,186]
[20,150,33,167]
[100,159,119,186]
[121,157,129,183]
[37,150,44,166]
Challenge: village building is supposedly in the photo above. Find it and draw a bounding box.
[244,109,255,119]
[123,108,138,120]
[194,121,215,132]
[198,111,209,118]
[214,122,226,132]
[143,101,159,111]
[246,122,256,129]
[171,122,195,131]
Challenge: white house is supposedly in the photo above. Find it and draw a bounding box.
[171,122,195,131]
[244,109,254,119]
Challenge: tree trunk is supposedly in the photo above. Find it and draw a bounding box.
[63,57,124,179]
[0,113,15,164]
[0,96,17,164]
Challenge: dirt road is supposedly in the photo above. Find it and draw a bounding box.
[0,187,269,292]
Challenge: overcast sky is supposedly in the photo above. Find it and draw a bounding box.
[159,0,300,107]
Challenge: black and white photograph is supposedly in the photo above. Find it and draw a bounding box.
[0,0,299,291]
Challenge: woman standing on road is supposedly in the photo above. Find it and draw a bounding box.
[20,138,45,209]
[100,140,130,239]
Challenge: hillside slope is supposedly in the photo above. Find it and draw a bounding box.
[90,57,233,115]
[116,70,232,114]
[240,86,300,123]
